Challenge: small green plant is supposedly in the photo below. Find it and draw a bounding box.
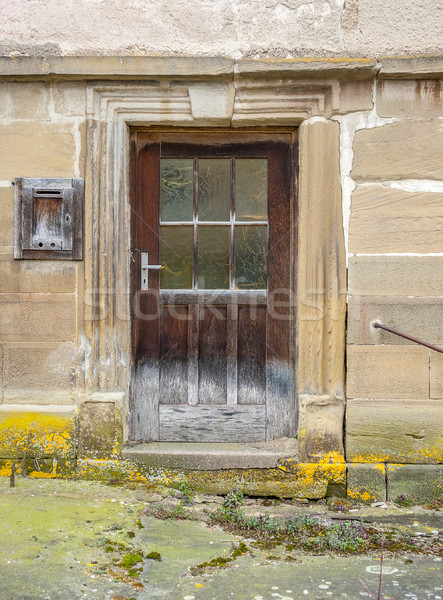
[219,488,244,522]
[177,481,195,504]
[105,523,124,531]
[393,494,413,507]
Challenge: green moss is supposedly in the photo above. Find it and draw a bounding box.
[146,551,162,561]
[196,556,233,569]
[120,552,143,569]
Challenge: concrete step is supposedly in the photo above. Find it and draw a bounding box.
[122,439,299,470]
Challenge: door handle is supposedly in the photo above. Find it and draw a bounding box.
[141,252,163,290]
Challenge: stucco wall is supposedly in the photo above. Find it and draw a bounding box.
[0,0,442,59]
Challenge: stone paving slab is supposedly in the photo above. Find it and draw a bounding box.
[0,478,442,600]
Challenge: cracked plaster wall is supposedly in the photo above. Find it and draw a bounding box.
[0,0,442,58]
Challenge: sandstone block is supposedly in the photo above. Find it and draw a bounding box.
[430,352,443,399]
[0,187,14,253]
[4,82,50,120]
[298,394,345,463]
[347,345,429,399]
[0,122,76,180]
[377,80,443,119]
[0,257,76,293]
[336,80,373,114]
[352,120,443,181]
[3,343,76,404]
[52,81,86,117]
[347,463,386,503]
[78,402,117,459]
[0,345,3,403]
[387,464,443,503]
[346,399,443,464]
[348,297,443,346]
[349,184,443,253]
[348,256,443,297]
[188,82,234,124]
[298,119,346,399]
[0,404,76,458]
[0,293,76,342]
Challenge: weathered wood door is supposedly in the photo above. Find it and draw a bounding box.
[130,131,296,442]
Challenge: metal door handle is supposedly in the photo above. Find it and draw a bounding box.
[141,252,163,290]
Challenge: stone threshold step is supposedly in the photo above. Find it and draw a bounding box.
[122,439,299,471]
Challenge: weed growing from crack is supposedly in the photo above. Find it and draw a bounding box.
[218,488,244,522]
[177,481,195,505]
[209,490,441,556]
[393,494,413,508]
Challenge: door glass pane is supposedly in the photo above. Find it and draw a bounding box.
[197,159,231,221]
[198,226,229,289]
[160,226,193,288]
[235,226,267,289]
[160,159,194,222]
[235,158,267,221]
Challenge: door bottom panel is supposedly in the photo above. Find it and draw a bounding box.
[159,405,266,442]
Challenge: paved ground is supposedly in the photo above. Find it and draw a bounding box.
[0,478,442,600]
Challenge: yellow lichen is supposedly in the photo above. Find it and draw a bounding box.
[0,411,75,458]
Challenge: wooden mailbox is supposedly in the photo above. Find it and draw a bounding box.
[14,178,83,260]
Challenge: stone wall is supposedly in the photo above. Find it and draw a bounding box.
[0,80,86,456]
[0,56,442,498]
[343,77,443,467]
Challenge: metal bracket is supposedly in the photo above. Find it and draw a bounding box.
[141,252,163,290]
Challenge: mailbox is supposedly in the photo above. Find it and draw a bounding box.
[14,178,83,260]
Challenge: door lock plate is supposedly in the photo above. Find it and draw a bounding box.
[141,252,163,290]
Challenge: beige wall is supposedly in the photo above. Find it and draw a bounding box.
[0,0,442,58]
[344,78,443,464]
[0,80,85,407]
[0,56,442,468]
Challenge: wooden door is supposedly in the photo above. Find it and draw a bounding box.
[130,131,297,442]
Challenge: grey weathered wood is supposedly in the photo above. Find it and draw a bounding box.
[159,405,266,442]
[14,177,84,260]
[265,359,296,439]
[238,306,266,405]
[130,360,160,441]
[198,307,227,405]
[226,302,238,405]
[187,303,199,406]
[159,306,188,404]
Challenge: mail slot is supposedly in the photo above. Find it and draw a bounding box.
[14,178,83,260]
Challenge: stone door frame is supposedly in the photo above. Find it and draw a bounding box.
[82,60,365,461]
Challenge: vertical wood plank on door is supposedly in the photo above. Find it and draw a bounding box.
[265,143,296,439]
[130,135,161,441]
[226,301,238,405]
[238,306,266,405]
[199,306,227,404]
[159,305,188,404]
[187,303,199,406]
